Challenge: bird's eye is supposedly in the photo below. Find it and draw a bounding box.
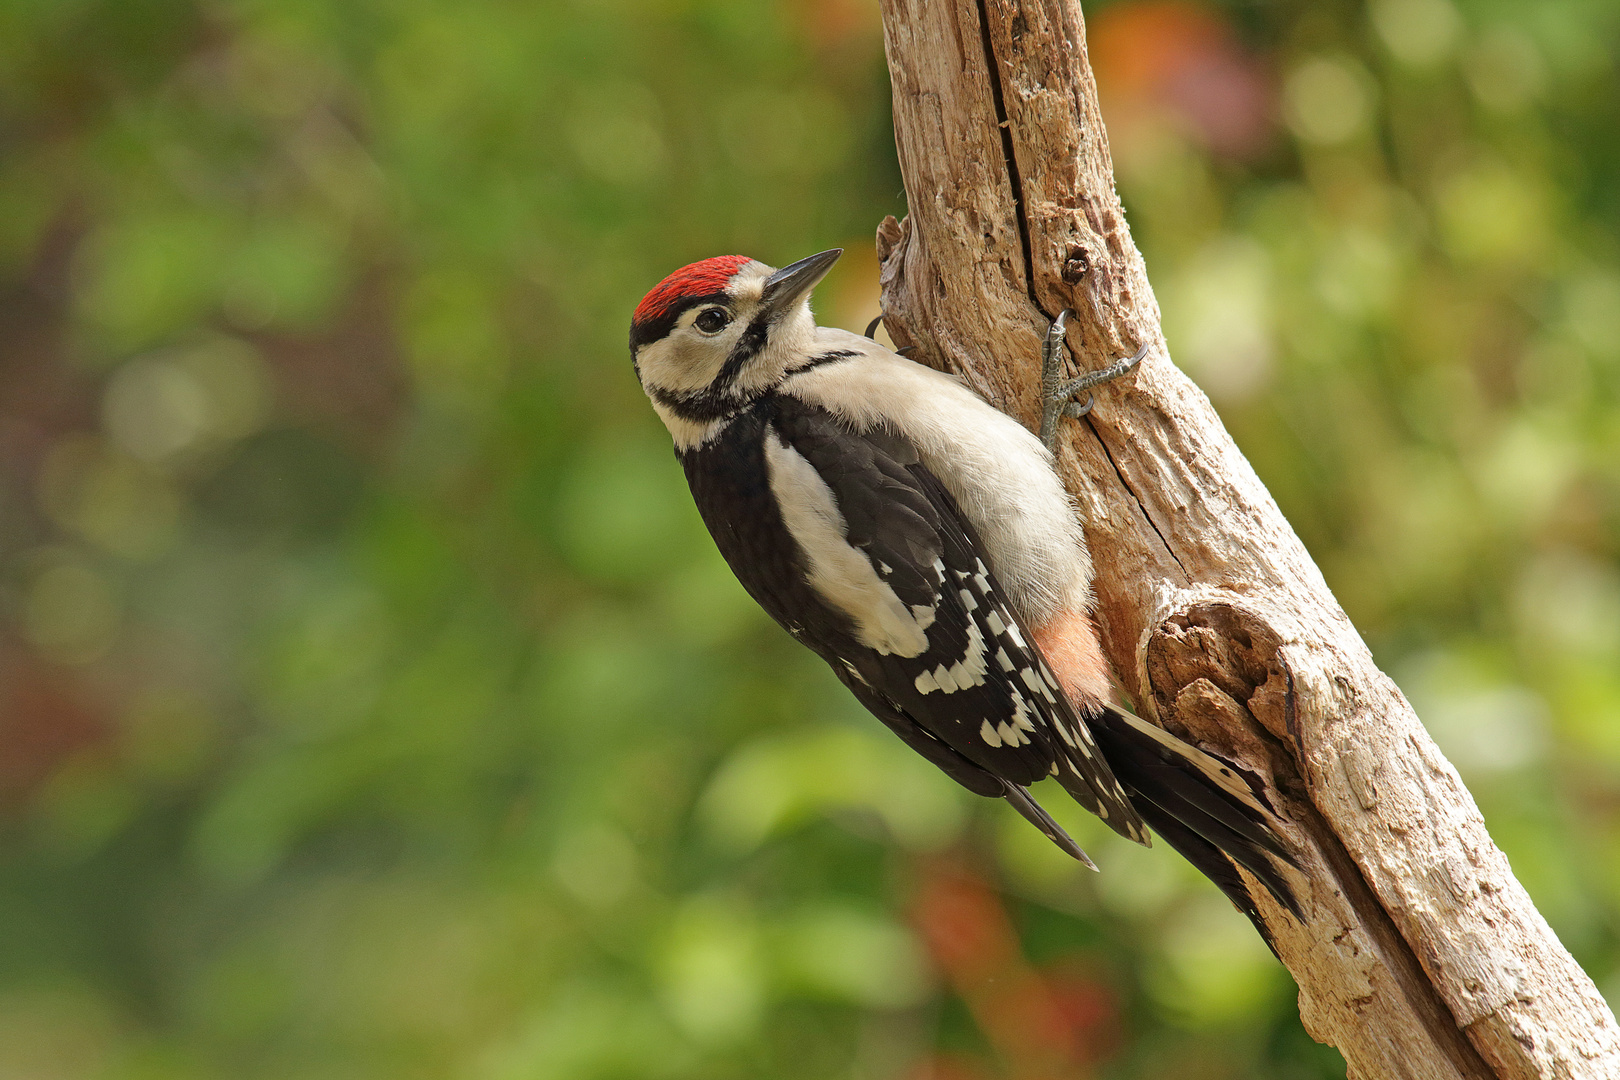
[694,307,731,334]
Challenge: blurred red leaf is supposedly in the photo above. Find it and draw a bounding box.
[910,860,1121,1080]
[0,643,110,808]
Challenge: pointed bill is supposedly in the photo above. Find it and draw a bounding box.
[760,248,842,322]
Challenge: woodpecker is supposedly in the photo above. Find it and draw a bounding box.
[629,248,1298,927]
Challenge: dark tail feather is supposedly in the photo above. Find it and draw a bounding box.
[1085,705,1302,921]
[1130,797,1288,952]
[1002,781,1098,870]
[1119,757,1293,885]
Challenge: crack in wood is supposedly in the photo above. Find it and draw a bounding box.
[972,0,1039,314]
[1088,424,1189,581]
[970,0,1186,584]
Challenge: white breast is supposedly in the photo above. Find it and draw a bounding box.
[782,329,1095,627]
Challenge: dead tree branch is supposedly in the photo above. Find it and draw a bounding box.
[873,1,1620,1076]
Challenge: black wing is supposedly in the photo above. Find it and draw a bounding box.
[770,398,1150,846]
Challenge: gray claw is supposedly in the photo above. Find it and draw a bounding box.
[1055,342,1150,400]
[1039,311,1148,449]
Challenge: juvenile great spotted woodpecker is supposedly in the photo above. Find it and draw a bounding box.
[630,248,1298,927]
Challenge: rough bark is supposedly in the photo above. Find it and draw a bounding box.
[873,1,1620,1077]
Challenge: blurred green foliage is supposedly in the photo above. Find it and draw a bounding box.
[0,0,1616,1077]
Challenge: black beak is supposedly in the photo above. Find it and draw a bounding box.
[759,248,842,321]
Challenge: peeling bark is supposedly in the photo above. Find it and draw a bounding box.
[874,1,1620,1076]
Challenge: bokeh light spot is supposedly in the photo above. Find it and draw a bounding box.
[1284,57,1375,146]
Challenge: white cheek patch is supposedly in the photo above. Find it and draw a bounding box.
[765,430,933,658]
[636,333,727,398]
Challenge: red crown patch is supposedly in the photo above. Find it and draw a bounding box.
[633,255,753,325]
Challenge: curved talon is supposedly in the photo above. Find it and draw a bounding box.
[1044,309,1071,349]
[1039,315,1149,449]
[895,346,916,357]
[1055,341,1150,399]
[864,313,885,339]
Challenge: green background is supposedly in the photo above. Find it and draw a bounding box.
[1,0,1617,1077]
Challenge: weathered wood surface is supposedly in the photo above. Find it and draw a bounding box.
[873,1,1620,1076]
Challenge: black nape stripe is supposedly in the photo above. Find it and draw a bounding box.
[649,384,747,423]
[792,349,857,374]
[651,350,858,424]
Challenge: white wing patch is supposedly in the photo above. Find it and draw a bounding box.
[991,692,1038,748]
[783,331,1098,629]
[913,619,988,695]
[765,429,935,657]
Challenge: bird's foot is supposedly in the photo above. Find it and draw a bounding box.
[1038,309,1150,449]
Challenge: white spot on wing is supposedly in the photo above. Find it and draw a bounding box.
[995,647,1014,672]
[980,719,1002,748]
[973,560,991,592]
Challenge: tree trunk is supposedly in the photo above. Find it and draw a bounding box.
[872,1,1620,1076]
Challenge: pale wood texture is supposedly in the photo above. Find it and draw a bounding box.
[874,1,1620,1076]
